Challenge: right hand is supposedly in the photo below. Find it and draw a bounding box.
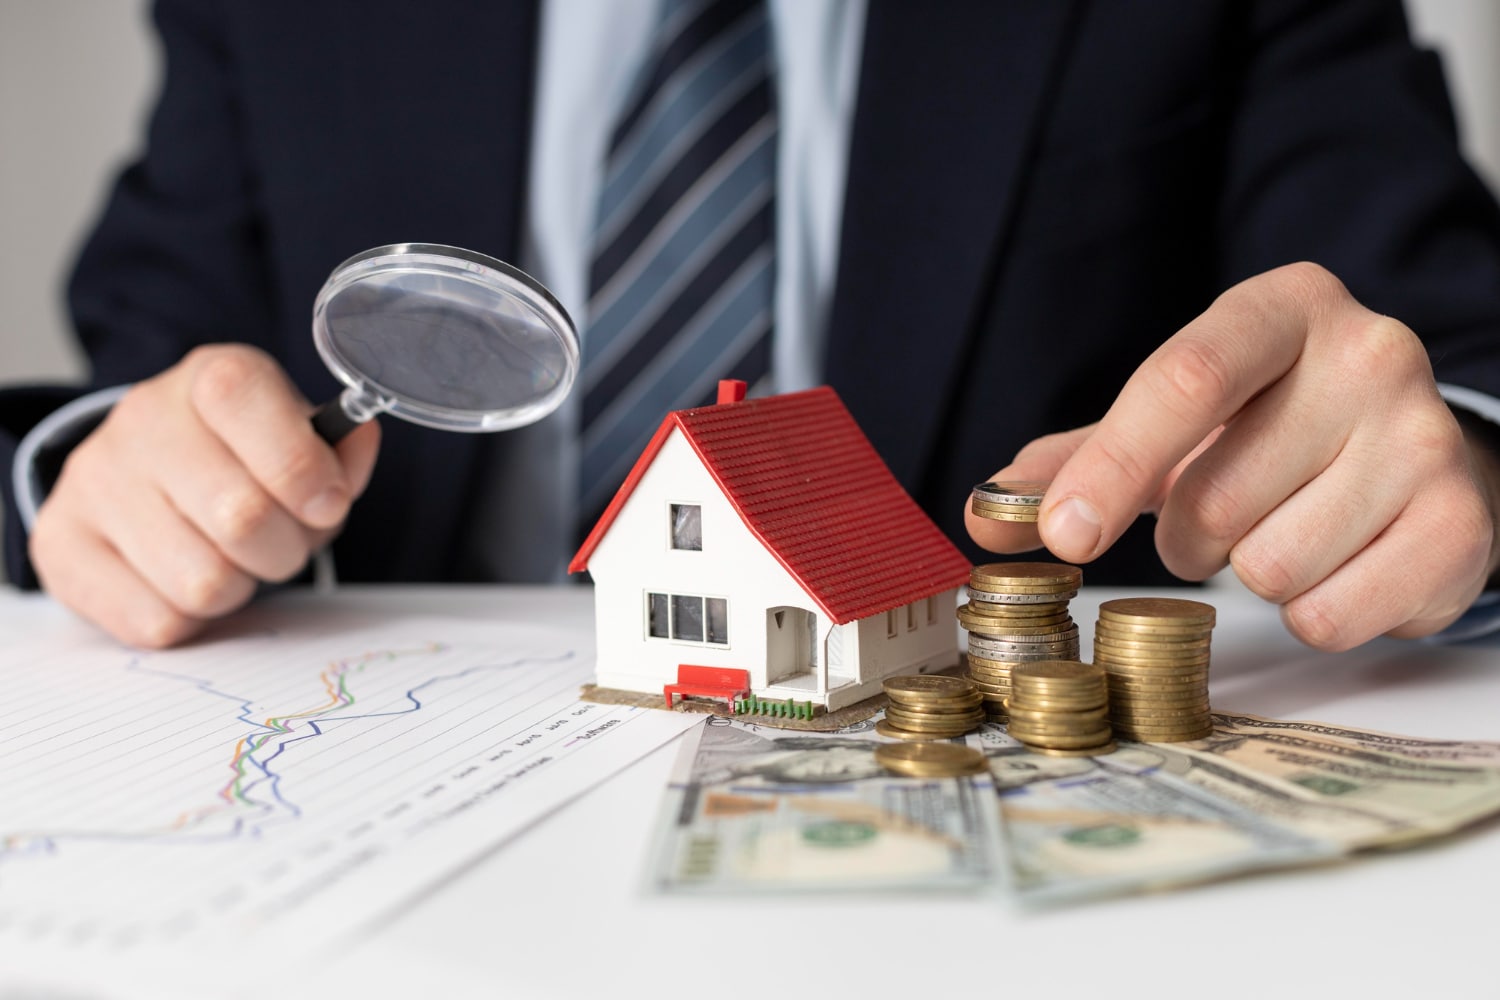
[30,344,381,648]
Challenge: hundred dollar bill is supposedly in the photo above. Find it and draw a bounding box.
[977,711,1500,904]
[648,717,1006,892]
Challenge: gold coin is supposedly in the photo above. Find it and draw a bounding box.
[1098,597,1216,627]
[1106,680,1209,697]
[1090,631,1212,651]
[959,612,1072,634]
[1030,741,1118,758]
[883,675,977,700]
[1012,661,1106,683]
[1006,705,1110,727]
[1007,713,1112,732]
[968,682,1013,699]
[1095,621,1214,640]
[885,701,987,720]
[1012,679,1107,700]
[874,719,945,742]
[1005,694,1106,713]
[970,501,1042,516]
[1094,649,1211,665]
[888,695,984,710]
[1101,661,1212,679]
[1092,634,1212,653]
[884,710,985,733]
[1111,705,1213,721]
[1108,697,1210,713]
[969,498,1045,512]
[1010,728,1116,749]
[971,510,1039,522]
[885,701,987,722]
[876,741,990,777]
[962,599,1069,615]
[959,606,1072,627]
[970,562,1082,588]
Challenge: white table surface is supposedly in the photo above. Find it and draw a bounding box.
[3,581,1497,1000]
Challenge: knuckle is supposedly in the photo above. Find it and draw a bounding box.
[1392,404,1462,460]
[176,559,249,618]
[1229,541,1300,604]
[267,442,332,501]
[128,608,198,650]
[1276,260,1347,305]
[1280,596,1349,652]
[189,345,273,415]
[211,487,277,545]
[1331,313,1424,383]
[1145,335,1238,420]
[1174,474,1247,548]
[1088,432,1159,494]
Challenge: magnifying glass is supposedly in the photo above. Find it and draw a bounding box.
[308,243,579,442]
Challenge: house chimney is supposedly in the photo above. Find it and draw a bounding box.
[717,379,748,404]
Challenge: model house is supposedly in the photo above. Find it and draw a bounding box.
[569,380,971,714]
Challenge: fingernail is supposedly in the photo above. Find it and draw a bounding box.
[302,488,346,525]
[1048,497,1102,560]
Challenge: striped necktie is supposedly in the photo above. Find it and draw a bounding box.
[579,0,777,522]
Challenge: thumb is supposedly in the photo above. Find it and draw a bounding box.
[965,425,1095,554]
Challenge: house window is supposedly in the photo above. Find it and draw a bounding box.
[906,602,917,632]
[706,598,728,644]
[926,595,937,625]
[886,609,897,638]
[647,592,729,645]
[670,504,702,550]
[671,595,704,641]
[648,593,670,638]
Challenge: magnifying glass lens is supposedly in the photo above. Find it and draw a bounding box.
[312,244,578,438]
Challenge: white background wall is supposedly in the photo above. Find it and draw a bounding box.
[0,0,1497,383]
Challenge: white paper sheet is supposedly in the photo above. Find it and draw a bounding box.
[0,608,698,992]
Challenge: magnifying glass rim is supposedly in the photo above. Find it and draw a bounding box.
[313,242,579,433]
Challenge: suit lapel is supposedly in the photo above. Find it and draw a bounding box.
[826,0,1080,488]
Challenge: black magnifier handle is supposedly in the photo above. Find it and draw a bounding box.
[311,396,365,444]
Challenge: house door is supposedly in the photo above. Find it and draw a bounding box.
[765,607,816,684]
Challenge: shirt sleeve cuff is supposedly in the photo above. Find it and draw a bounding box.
[11,385,130,531]
[1427,383,1500,642]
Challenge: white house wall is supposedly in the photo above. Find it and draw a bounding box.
[589,430,832,696]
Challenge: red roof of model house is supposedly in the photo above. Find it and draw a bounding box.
[569,382,972,624]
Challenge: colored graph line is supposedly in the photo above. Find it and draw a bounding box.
[0,641,577,861]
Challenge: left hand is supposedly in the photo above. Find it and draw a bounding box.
[966,262,1500,650]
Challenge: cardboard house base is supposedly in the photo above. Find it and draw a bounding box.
[569,381,973,728]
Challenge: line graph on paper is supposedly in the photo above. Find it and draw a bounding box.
[0,609,696,963]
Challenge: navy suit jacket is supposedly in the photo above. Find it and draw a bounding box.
[6,0,1500,587]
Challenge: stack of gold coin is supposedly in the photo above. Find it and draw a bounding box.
[1093,597,1215,742]
[875,741,989,777]
[1005,661,1114,756]
[960,562,1082,722]
[877,675,986,741]
[969,481,1048,522]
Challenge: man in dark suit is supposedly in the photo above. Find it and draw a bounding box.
[7,0,1500,650]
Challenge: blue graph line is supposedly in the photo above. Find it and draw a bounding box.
[0,644,578,862]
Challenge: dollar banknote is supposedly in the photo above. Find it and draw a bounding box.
[646,711,1500,901]
[983,711,1500,904]
[647,716,1007,892]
